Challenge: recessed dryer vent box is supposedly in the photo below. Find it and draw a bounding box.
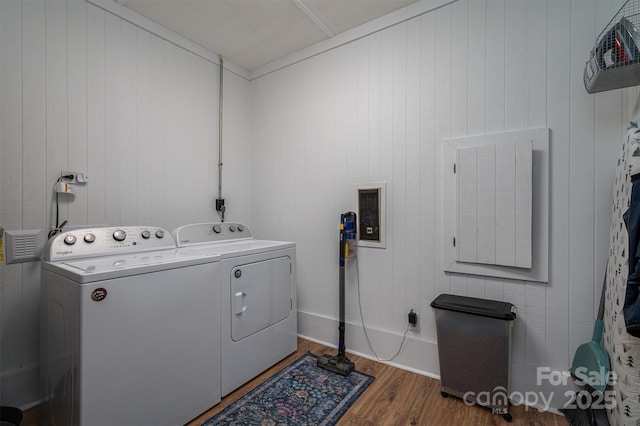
[357,182,386,249]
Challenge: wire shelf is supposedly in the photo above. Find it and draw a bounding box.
[584,0,640,93]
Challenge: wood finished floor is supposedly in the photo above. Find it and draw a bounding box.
[24,337,567,425]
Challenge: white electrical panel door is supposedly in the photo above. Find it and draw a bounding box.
[442,127,548,283]
[456,140,533,268]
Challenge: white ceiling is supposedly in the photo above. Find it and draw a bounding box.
[116,0,419,72]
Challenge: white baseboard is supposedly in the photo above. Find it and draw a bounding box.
[299,310,441,377]
[0,364,41,410]
[3,312,577,415]
[298,310,578,414]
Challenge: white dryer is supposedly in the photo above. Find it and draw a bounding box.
[174,222,297,396]
[40,226,221,426]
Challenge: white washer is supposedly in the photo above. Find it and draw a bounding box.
[40,226,221,426]
[174,222,297,396]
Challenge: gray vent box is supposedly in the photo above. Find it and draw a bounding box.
[5,229,45,264]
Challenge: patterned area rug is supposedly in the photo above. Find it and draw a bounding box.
[203,352,374,426]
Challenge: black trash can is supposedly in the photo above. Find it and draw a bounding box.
[431,294,517,422]
[0,406,23,426]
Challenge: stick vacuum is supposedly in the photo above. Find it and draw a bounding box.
[317,212,357,377]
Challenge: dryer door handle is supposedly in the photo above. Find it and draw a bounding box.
[234,291,247,315]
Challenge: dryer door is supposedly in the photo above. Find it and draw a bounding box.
[230,256,292,342]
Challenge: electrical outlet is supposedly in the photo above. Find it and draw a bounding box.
[408,309,420,332]
[61,171,89,184]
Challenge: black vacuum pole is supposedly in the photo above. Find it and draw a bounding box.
[338,224,346,357]
[316,212,356,376]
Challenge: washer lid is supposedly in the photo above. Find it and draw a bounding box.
[42,249,220,283]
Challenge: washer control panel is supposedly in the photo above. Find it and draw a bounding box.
[43,226,175,261]
[173,222,252,247]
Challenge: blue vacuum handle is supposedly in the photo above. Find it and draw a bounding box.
[339,212,357,265]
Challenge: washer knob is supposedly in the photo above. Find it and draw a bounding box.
[64,234,77,245]
[84,233,96,243]
[155,230,164,239]
[229,225,236,232]
[141,230,151,239]
[212,225,222,234]
[237,225,244,232]
[113,230,126,241]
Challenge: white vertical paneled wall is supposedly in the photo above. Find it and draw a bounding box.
[2,0,639,413]
[249,0,639,409]
[0,0,250,407]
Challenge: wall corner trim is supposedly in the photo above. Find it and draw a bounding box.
[249,0,458,80]
[84,0,251,81]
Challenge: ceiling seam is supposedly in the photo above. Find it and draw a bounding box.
[251,0,458,81]
[289,0,335,38]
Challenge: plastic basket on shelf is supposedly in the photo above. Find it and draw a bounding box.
[584,0,640,93]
